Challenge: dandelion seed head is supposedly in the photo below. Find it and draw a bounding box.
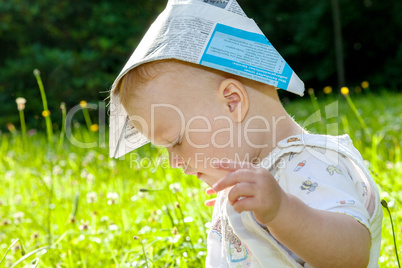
[33,69,40,76]
[16,97,27,111]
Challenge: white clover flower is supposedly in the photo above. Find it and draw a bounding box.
[108,224,119,231]
[13,211,25,224]
[79,220,90,231]
[86,173,95,184]
[169,183,182,193]
[13,211,25,220]
[14,194,23,204]
[100,216,109,222]
[86,192,98,203]
[108,160,116,168]
[52,165,62,175]
[5,170,15,180]
[107,192,119,205]
[43,176,52,185]
[80,169,89,179]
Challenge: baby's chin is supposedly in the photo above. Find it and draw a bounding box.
[198,173,220,188]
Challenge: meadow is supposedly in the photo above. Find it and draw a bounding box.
[0,80,401,267]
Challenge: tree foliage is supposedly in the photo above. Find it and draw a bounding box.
[0,0,400,129]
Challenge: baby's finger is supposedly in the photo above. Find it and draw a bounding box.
[204,198,216,207]
[228,182,255,206]
[232,196,257,214]
[213,169,256,192]
[205,188,216,196]
[212,161,256,172]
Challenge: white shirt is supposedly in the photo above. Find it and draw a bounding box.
[206,134,382,268]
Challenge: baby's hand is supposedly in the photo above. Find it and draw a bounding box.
[212,161,288,226]
[204,188,216,207]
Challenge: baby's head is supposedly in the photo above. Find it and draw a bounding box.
[114,60,284,186]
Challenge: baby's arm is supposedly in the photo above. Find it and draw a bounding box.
[212,161,371,268]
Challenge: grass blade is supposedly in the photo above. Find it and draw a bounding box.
[0,239,19,265]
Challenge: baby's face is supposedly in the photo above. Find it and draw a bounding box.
[125,71,252,187]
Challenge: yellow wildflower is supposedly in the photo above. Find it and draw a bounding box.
[355,86,362,93]
[90,124,99,132]
[323,86,332,94]
[80,100,87,108]
[361,81,369,89]
[42,110,51,117]
[7,123,16,133]
[340,87,349,95]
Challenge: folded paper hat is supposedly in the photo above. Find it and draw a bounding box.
[109,0,305,158]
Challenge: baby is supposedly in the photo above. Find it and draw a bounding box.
[112,60,382,267]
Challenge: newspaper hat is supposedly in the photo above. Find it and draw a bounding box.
[109,0,305,158]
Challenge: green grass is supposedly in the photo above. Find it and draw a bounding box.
[0,89,401,267]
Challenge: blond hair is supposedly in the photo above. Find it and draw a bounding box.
[114,59,270,109]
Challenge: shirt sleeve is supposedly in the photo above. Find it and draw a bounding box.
[276,148,371,230]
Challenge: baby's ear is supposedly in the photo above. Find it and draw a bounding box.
[218,79,249,123]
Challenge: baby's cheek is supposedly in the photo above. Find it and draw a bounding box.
[185,132,212,149]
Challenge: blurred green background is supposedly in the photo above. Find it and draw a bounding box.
[0,0,401,130]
